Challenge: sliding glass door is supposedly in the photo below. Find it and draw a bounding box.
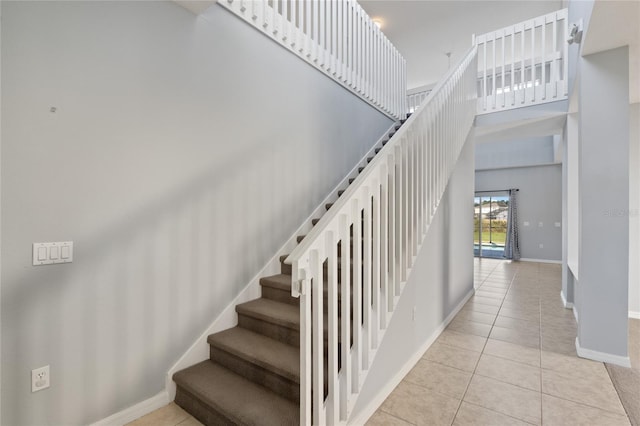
[474,192,509,258]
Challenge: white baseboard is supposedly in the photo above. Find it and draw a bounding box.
[560,291,573,309]
[575,337,631,368]
[164,123,398,401]
[629,310,640,319]
[347,287,475,426]
[90,391,170,426]
[520,258,562,264]
[572,305,579,322]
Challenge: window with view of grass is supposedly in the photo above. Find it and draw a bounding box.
[474,192,509,258]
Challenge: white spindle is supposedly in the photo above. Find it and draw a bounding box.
[552,14,558,98]
[339,213,351,420]
[311,248,325,426]
[492,33,496,109]
[262,0,268,29]
[521,23,525,104]
[483,38,487,110]
[326,230,339,425]
[387,152,396,301]
[511,27,515,106]
[379,162,389,327]
[501,30,506,107]
[351,196,362,392]
[319,0,325,67]
[273,0,279,36]
[371,177,381,348]
[562,11,568,95]
[331,0,337,73]
[305,0,311,56]
[362,185,372,366]
[542,17,546,100]
[394,144,402,292]
[531,21,535,102]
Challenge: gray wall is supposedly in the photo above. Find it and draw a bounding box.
[475,136,556,170]
[577,46,629,358]
[476,164,563,261]
[630,103,640,315]
[351,131,475,420]
[0,2,393,425]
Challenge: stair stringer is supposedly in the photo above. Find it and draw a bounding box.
[164,122,397,401]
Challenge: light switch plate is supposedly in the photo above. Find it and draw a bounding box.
[33,242,73,266]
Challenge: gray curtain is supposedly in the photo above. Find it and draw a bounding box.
[504,189,520,260]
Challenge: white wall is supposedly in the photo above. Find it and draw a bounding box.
[476,164,563,261]
[0,2,393,425]
[349,130,475,422]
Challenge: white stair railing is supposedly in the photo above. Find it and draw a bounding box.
[474,8,568,114]
[218,0,407,120]
[286,45,477,425]
[406,89,432,114]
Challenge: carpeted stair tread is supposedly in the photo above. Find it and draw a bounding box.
[173,361,298,426]
[208,327,300,383]
[237,298,299,331]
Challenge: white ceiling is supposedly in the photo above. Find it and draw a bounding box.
[359,0,563,90]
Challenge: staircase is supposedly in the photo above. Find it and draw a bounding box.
[172,124,404,426]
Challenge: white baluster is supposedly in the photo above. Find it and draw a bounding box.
[362,185,372,367]
[511,27,515,106]
[387,152,396,301]
[325,230,339,425]
[379,162,389,327]
[339,213,351,420]
[310,249,325,426]
[562,10,568,95]
[531,21,535,102]
[371,176,381,348]
[501,30,506,108]
[350,197,362,391]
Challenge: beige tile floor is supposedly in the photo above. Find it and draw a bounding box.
[367,258,632,426]
[128,258,633,426]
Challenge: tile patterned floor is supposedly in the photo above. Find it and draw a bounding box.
[367,258,632,426]
[128,258,634,426]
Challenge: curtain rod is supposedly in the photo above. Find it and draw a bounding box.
[475,189,519,193]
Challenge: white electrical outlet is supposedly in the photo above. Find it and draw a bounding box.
[32,365,50,392]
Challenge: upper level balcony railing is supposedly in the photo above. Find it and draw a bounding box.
[474,9,569,114]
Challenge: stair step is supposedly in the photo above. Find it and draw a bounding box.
[237,299,299,346]
[208,327,300,402]
[358,166,364,173]
[382,140,388,146]
[261,273,296,303]
[375,147,382,154]
[338,189,345,197]
[367,157,373,163]
[325,202,333,211]
[174,360,298,426]
[394,124,401,130]
[312,218,321,225]
[349,178,355,184]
